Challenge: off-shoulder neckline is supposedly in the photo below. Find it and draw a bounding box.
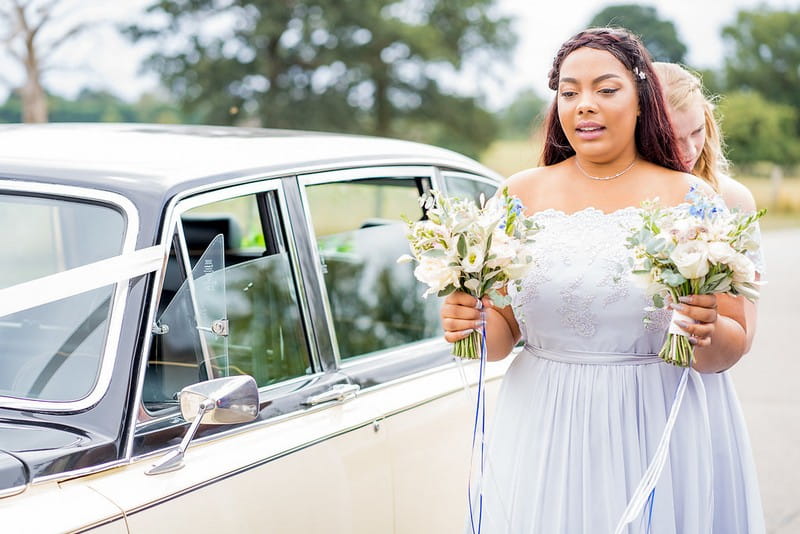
[531,206,643,218]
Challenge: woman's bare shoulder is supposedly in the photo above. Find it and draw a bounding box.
[505,163,568,212]
[504,166,548,196]
[718,174,757,212]
[639,162,711,205]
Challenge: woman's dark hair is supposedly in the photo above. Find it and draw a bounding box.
[541,27,686,172]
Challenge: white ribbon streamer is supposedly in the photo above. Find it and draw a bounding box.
[613,367,691,534]
[0,246,164,319]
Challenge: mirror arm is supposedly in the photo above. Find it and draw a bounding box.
[145,398,214,476]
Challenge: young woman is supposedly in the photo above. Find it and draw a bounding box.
[653,61,765,534]
[441,29,765,533]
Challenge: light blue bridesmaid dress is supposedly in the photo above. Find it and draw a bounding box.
[478,206,765,533]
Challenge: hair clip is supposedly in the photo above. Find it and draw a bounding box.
[633,66,646,80]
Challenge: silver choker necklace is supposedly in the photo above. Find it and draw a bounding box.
[574,157,638,181]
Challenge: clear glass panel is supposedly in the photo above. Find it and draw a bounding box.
[225,253,310,386]
[190,234,229,378]
[143,193,310,413]
[0,194,125,402]
[306,178,441,360]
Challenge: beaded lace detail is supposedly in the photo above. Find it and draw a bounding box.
[512,206,671,339]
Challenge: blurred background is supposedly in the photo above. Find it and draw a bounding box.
[0,0,800,232]
[0,1,798,229]
[1,1,798,532]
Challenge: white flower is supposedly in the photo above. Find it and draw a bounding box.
[397,254,414,264]
[707,242,737,265]
[461,246,485,273]
[730,253,756,283]
[414,258,459,296]
[670,240,710,279]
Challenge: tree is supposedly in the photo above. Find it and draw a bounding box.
[718,91,800,167]
[496,89,546,140]
[125,0,515,157]
[588,4,687,62]
[722,7,800,111]
[0,0,87,122]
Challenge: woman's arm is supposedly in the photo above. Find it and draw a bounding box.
[440,291,520,361]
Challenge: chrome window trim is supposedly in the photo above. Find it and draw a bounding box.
[0,179,143,412]
[337,337,446,372]
[125,178,320,460]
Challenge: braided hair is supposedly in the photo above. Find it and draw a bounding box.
[540,27,686,173]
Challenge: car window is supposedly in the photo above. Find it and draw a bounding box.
[443,172,499,205]
[0,193,124,402]
[143,191,311,413]
[304,176,441,361]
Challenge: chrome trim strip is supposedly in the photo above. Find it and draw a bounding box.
[0,180,145,412]
[0,482,28,499]
[125,365,508,515]
[296,166,437,367]
[125,417,380,516]
[337,338,446,371]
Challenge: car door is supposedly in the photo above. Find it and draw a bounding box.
[298,166,510,534]
[74,179,395,533]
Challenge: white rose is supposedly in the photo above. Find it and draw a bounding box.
[707,242,737,265]
[414,258,459,296]
[729,253,756,283]
[670,240,710,279]
[505,261,533,280]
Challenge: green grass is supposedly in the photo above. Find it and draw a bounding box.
[480,139,800,230]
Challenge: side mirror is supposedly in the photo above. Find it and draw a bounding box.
[146,375,258,475]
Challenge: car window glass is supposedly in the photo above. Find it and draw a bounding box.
[444,173,498,205]
[0,194,124,402]
[143,192,311,413]
[305,177,441,361]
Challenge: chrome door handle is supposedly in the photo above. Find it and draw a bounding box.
[303,383,361,406]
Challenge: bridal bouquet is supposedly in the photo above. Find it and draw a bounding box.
[399,187,539,359]
[627,186,765,366]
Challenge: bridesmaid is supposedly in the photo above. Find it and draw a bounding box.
[654,61,766,534]
[440,28,765,533]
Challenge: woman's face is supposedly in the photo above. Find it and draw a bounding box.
[557,47,639,164]
[666,98,706,170]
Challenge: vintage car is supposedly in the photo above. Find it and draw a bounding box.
[0,123,511,533]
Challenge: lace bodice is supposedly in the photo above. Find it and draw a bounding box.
[510,207,671,355]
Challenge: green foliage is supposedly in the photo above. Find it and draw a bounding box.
[723,7,800,110]
[719,91,800,166]
[125,0,514,157]
[587,4,687,62]
[496,89,546,140]
[0,90,185,124]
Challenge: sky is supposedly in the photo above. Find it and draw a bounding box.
[1,0,799,109]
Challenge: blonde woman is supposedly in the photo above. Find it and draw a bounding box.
[655,61,765,534]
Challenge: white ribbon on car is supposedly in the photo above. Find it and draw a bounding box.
[0,246,164,319]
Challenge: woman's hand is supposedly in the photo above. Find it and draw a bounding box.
[440,291,489,344]
[669,294,718,347]
[670,293,751,373]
